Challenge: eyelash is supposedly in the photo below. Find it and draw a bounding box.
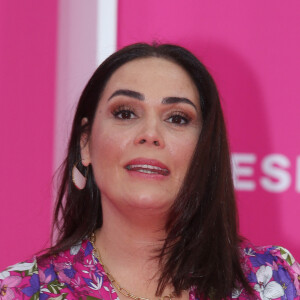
[112,105,191,126]
[112,105,137,120]
[165,111,191,126]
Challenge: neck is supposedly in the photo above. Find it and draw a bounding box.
[94,195,172,299]
[96,195,168,268]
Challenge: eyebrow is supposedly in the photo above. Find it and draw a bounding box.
[108,89,197,110]
[108,89,145,101]
[162,97,197,110]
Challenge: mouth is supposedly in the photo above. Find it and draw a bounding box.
[124,158,170,176]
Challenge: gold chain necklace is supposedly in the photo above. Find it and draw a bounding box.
[89,232,175,300]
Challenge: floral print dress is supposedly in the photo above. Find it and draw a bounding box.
[0,239,299,300]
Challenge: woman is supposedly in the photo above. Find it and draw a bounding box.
[1,43,299,300]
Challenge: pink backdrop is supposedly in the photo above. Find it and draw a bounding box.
[1,0,299,270]
[118,0,300,259]
[0,1,57,269]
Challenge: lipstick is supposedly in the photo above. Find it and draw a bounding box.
[124,158,170,176]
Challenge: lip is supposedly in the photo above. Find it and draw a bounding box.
[124,158,170,177]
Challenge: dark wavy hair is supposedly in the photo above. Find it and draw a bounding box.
[47,43,252,299]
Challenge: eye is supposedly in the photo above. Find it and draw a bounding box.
[166,112,190,125]
[114,110,136,119]
[112,105,137,120]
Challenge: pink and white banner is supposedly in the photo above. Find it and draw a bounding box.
[1,0,299,270]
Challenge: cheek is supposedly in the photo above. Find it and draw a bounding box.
[170,133,198,176]
[89,128,127,186]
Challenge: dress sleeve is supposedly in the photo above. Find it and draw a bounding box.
[270,246,300,297]
[244,245,300,299]
[0,257,42,299]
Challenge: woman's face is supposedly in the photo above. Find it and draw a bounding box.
[82,57,202,214]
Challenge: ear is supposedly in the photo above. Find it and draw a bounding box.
[80,118,91,167]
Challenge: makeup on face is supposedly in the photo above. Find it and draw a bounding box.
[84,57,201,211]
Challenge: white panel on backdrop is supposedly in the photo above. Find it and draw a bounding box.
[97,0,118,65]
[55,0,118,171]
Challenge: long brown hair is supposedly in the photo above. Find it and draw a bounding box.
[47,43,252,299]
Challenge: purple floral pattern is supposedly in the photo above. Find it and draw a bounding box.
[0,240,299,299]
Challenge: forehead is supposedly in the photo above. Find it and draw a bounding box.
[102,57,200,104]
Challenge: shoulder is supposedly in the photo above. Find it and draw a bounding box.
[0,257,40,299]
[0,242,81,299]
[239,243,300,299]
[0,239,117,299]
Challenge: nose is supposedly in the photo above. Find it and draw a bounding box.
[134,117,165,148]
[138,139,160,146]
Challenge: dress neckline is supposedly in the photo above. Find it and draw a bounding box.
[86,239,195,300]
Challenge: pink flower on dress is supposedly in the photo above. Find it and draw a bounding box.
[266,260,279,271]
[53,262,72,284]
[84,259,97,273]
[290,261,300,296]
[0,276,22,300]
[39,269,52,284]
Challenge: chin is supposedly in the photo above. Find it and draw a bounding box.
[122,193,173,212]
